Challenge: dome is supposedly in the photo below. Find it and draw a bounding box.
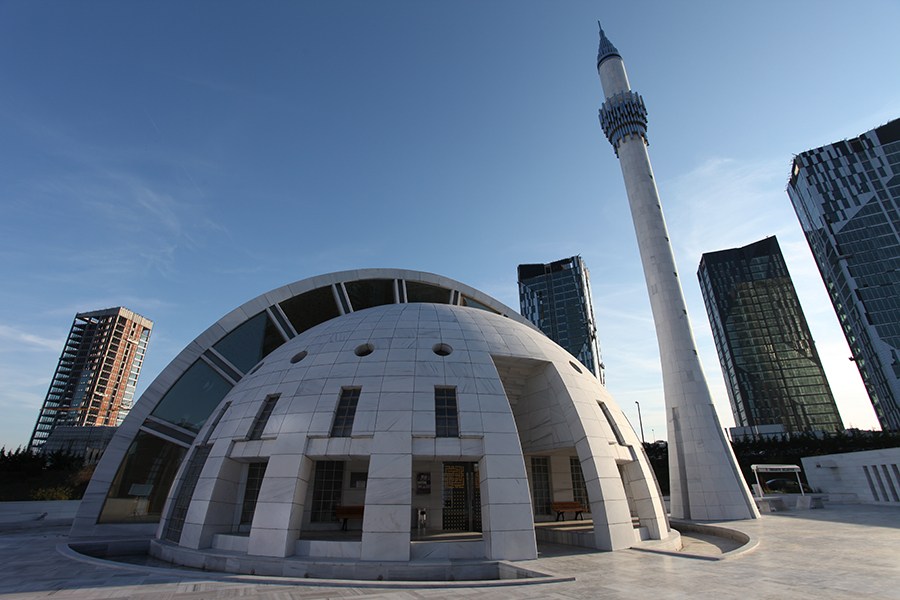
[72,270,673,578]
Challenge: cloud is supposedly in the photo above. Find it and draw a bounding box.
[0,324,62,352]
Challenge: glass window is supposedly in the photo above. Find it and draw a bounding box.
[213,312,285,374]
[247,394,280,440]
[99,430,188,524]
[279,287,341,335]
[435,387,459,437]
[238,462,268,531]
[330,388,360,437]
[151,360,232,433]
[460,295,500,314]
[570,457,589,508]
[530,456,552,515]
[310,461,345,522]
[163,444,212,542]
[344,279,395,311]
[406,281,452,304]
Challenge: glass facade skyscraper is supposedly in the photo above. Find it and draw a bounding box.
[517,256,604,383]
[29,307,153,451]
[698,236,843,434]
[787,119,900,431]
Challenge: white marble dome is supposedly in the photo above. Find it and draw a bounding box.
[153,301,670,569]
[71,269,674,576]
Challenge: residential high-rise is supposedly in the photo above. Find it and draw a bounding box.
[698,236,844,435]
[787,119,900,431]
[29,307,153,451]
[517,256,605,383]
[596,23,758,520]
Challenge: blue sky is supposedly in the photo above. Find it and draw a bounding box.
[1,1,898,449]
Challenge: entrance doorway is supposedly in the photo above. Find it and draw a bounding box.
[442,462,481,531]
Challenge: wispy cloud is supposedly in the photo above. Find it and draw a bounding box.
[0,324,62,352]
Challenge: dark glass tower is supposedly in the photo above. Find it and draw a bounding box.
[787,119,900,431]
[517,256,604,383]
[698,237,843,434]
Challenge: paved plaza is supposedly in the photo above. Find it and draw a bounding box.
[0,502,898,599]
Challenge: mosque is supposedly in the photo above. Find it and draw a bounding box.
[69,24,757,579]
[71,270,677,577]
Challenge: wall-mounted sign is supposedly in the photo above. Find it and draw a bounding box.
[416,472,431,494]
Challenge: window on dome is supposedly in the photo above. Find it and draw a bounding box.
[345,279,395,311]
[247,394,280,440]
[406,281,452,304]
[330,388,360,437]
[237,461,268,532]
[435,386,459,437]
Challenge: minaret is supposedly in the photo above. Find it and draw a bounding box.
[595,23,758,520]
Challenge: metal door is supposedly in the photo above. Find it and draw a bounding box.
[442,462,481,531]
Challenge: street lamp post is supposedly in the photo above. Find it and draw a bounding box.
[635,401,645,444]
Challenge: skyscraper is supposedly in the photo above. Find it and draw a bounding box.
[29,307,153,451]
[787,119,900,431]
[698,236,844,435]
[596,23,758,520]
[517,256,605,383]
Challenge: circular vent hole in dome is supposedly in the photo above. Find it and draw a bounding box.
[290,350,308,364]
[432,343,453,357]
[569,361,583,374]
[354,343,375,357]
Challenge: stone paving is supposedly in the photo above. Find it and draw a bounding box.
[1,503,898,599]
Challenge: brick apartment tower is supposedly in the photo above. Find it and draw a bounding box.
[29,307,153,451]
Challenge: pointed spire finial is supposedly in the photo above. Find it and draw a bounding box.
[597,21,621,70]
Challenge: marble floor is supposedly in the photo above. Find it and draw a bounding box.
[1,503,898,599]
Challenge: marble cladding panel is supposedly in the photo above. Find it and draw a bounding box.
[365,474,412,506]
[362,504,409,533]
[360,531,410,561]
[484,530,537,561]
[377,391,413,411]
[211,533,249,553]
[295,540,362,559]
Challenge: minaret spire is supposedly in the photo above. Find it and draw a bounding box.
[595,23,759,521]
[596,22,621,69]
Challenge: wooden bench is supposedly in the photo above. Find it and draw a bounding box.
[335,505,364,531]
[551,501,585,521]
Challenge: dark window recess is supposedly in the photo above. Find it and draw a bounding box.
[163,444,212,542]
[99,431,188,524]
[344,279,395,311]
[435,387,460,437]
[406,281,452,304]
[460,295,499,314]
[311,461,345,522]
[238,462,268,530]
[248,394,280,440]
[202,401,231,444]
[570,457,590,508]
[331,388,360,437]
[599,401,627,445]
[213,312,285,374]
[531,456,552,515]
[150,360,232,433]
[279,286,341,335]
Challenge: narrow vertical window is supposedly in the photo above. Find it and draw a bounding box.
[311,461,345,522]
[530,456,552,515]
[247,394,280,440]
[435,387,459,437]
[238,461,268,531]
[598,401,626,445]
[163,444,212,543]
[570,456,589,508]
[330,388,360,437]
